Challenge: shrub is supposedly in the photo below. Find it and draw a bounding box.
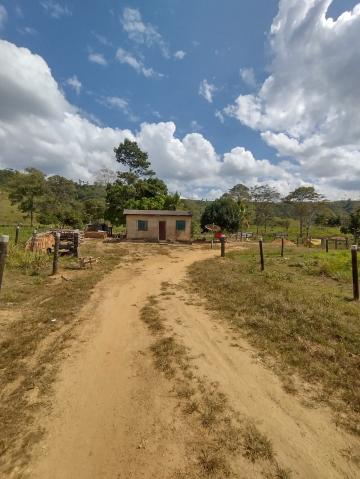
[7,244,50,275]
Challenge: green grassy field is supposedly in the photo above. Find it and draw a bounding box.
[0,225,49,245]
[0,190,24,225]
[246,218,342,240]
[189,244,360,435]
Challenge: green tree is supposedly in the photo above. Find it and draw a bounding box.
[227,183,250,202]
[285,186,323,237]
[341,209,360,238]
[37,175,82,227]
[201,197,243,232]
[114,138,154,184]
[83,197,106,223]
[343,199,353,215]
[222,183,251,230]
[8,168,46,226]
[0,168,18,189]
[105,139,178,225]
[250,185,280,232]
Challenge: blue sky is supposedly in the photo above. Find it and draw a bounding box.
[0,1,360,199]
[2,0,278,157]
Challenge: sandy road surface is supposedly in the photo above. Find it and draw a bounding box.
[27,244,359,479]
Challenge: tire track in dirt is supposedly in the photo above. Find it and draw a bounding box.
[25,245,216,479]
[24,244,359,479]
[162,281,360,478]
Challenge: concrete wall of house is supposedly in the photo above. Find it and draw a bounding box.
[126,215,192,241]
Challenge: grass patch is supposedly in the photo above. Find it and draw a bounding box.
[6,244,51,274]
[198,447,230,477]
[188,246,360,435]
[289,249,355,281]
[243,424,274,462]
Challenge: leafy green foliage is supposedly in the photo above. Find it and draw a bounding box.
[340,208,360,238]
[8,168,47,226]
[0,169,18,189]
[7,244,50,274]
[225,183,250,202]
[201,197,244,232]
[114,138,154,184]
[250,184,281,232]
[285,186,323,237]
[1,168,106,227]
[105,139,180,225]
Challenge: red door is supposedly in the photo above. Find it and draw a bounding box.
[159,221,166,241]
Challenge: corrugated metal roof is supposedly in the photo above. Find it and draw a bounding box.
[123,209,192,216]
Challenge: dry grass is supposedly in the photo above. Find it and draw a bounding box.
[243,424,274,463]
[188,245,360,435]
[0,241,125,475]
[198,447,231,477]
[140,296,290,478]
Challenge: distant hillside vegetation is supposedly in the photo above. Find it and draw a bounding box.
[181,198,209,224]
[0,189,25,224]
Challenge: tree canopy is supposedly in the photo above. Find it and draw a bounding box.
[105,139,181,225]
[201,197,244,232]
[8,168,46,226]
[285,186,323,237]
[250,184,280,232]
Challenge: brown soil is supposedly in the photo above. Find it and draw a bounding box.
[13,244,360,478]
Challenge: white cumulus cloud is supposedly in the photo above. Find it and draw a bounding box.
[240,67,257,87]
[225,0,360,197]
[88,52,107,66]
[65,75,82,94]
[121,7,169,58]
[115,47,161,78]
[0,4,7,29]
[40,1,71,19]
[0,39,301,199]
[174,50,186,60]
[199,79,216,103]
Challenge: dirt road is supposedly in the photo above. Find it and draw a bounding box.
[26,244,359,478]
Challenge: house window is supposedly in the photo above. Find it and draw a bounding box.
[138,220,148,231]
[176,220,186,231]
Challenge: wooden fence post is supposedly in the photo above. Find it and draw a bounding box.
[259,237,265,271]
[74,232,80,258]
[281,237,284,257]
[220,236,225,257]
[0,235,9,293]
[15,225,20,245]
[351,245,359,301]
[52,232,60,275]
[326,239,329,253]
[335,239,338,250]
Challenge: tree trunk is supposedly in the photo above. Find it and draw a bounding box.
[300,217,303,237]
[30,209,34,227]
